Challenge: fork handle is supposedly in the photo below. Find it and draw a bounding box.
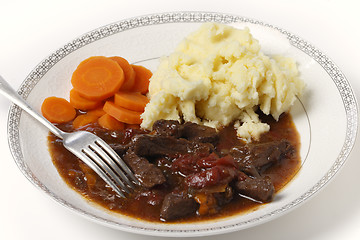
[0,75,65,139]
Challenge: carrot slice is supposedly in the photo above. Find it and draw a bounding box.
[103,101,142,124]
[87,107,106,117]
[72,113,99,129]
[109,56,136,91]
[71,56,124,101]
[131,65,152,94]
[98,113,125,130]
[114,91,149,112]
[41,97,76,123]
[69,89,102,110]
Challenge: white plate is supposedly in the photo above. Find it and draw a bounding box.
[7,12,358,237]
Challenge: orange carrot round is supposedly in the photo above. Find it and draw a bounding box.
[131,65,152,94]
[114,91,149,112]
[71,56,124,101]
[69,89,102,110]
[103,101,142,124]
[72,113,99,129]
[109,56,136,91]
[87,107,106,117]
[98,113,125,130]
[41,97,76,123]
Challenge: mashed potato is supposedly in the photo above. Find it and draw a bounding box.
[141,23,304,141]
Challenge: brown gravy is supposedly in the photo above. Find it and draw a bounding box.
[48,113,301,222]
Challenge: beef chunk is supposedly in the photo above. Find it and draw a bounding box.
[107,128,149,156]
[248,140,293,169]
[235,176,275,203]
[213,186,234,206]
[230,140,293,174]
[134,189,166,207]
[133,135,189,156]
[109,143,130,157]
[180,122,219,144]
[133,135,213,158]
[153,120,182,138]
[160,193,199,221]
[229,146,260,177]
[153,120,219,144]
[123,150,166,188]
[185,165,239,189]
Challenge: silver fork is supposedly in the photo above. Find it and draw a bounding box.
[0,75,139,197]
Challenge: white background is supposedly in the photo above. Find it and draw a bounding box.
[1,0,360,239]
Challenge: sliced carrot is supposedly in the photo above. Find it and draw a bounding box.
[72,113,99,129]
[71,56,124,101]
[103,101,142,124]
[41,96,76,123]
[131,65,152,94]
[69,89,102,110]
[98,113,125,130]
[87,107,106,117]
[109,56,136,91]
[114,91,149,112]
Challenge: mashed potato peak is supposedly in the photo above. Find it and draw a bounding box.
[141,23,304,141]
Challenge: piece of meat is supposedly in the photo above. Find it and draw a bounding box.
[152,120,182,138]
[230,140,293,175]
[123,150,166,188]
[180,122,219,144]
[213,186,234,206]
[134,189,166,207]
[106,127,149,156]
[248,140,293,169]
[132,134,213,158]
[229,146,260,177]
[109,143,130,157]
[160,192,199,221]
[184,165,239,189]
[235,176,275,203]
[133,135,188,156]
[153,120,219,144]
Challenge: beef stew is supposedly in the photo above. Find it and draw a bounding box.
[48,112,300,222]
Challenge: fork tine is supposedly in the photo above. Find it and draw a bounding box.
[76,150,126,198]
[89,143,136,189]
[95,139,140,185]
[82,147,131,195]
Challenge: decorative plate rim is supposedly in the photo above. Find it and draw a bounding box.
[6,11,359,236]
